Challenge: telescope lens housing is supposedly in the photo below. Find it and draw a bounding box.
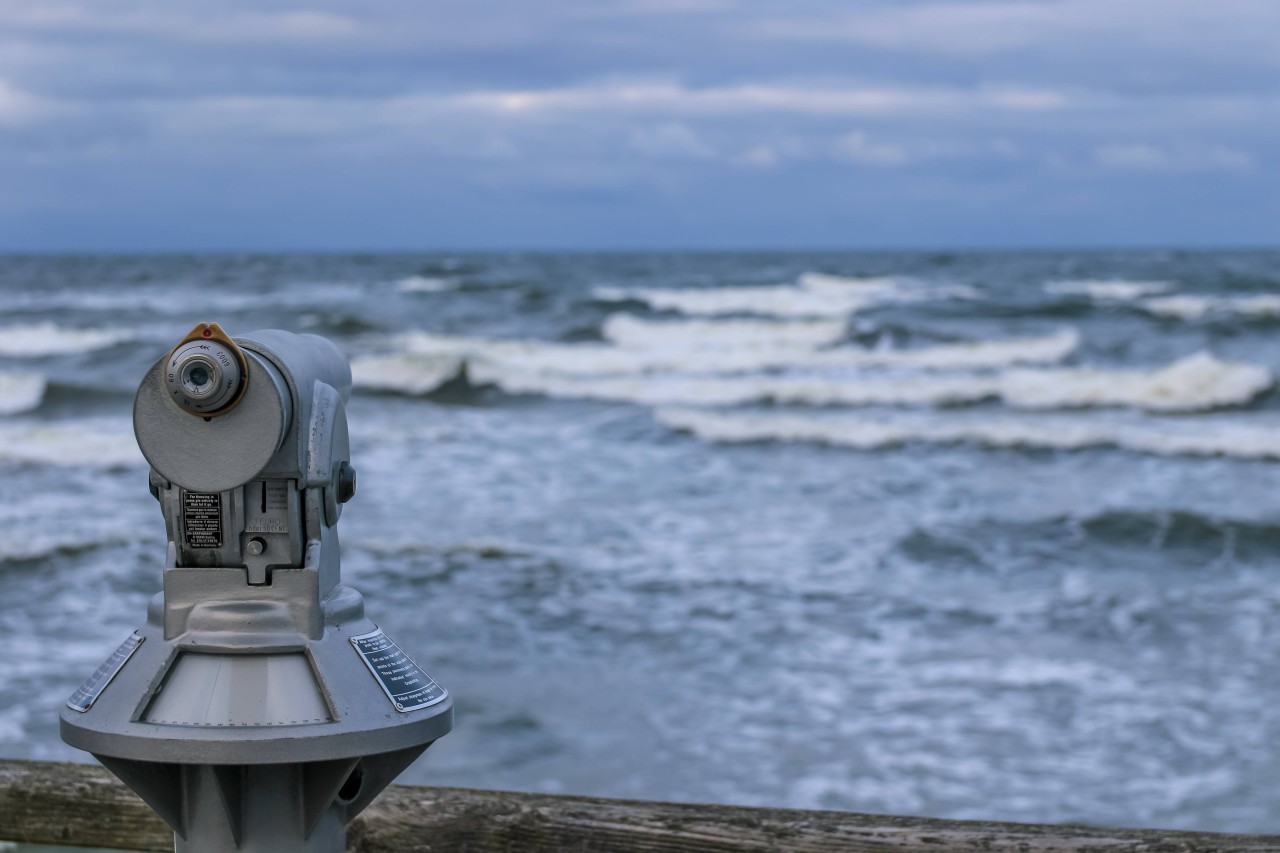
[166,340,243,415]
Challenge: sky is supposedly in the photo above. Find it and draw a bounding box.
[0,0,1277,251]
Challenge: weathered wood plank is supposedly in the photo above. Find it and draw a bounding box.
[350,787,1280,853]
[2,759,1279,853]
[0,759,172,852]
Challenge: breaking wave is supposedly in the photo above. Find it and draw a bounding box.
[656,408,1280,460]
[601,314,847,350]
[351,325,1081,395]
[396,275,461,294]
[0,372,46,416]
[0,323,132,357]
[809,329,1079,370]
[0,421,144,468]
[1002,353,1272,413]
[352,352,468,396]
[350,323,1262,413]
[1045,280,1175,300]
[593,271,975,318]
[1141,295,1280,321]
[480,352,1269,413]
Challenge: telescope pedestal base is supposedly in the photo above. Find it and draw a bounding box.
[94,751,436,853]
[178,764,347,853]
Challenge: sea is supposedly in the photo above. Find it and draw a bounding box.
[2,250,1280,840]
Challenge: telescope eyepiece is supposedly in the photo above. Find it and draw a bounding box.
[166,335,245,416]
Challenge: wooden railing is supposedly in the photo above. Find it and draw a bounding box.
[1,759,1277,852]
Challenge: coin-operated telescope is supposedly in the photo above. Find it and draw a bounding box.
[61,323,452,853]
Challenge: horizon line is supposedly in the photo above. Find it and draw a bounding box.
[2,243,1278,256]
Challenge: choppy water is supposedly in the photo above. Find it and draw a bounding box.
[3,250,1280,833]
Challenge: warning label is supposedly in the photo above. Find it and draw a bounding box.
[182,491,222,549]
[67,632,143,713]
[350,628,447,713]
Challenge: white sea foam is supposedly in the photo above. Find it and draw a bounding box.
[1002,353,1272,413]
[807,329,1079,370]
[0,323,130,356]
[601,314,847,349]
[0,422,144,468]
[592,271,967,318]
[656,408,1280,460]
[350,327,1082,397]
[460,351,1267,413]
[797,272,980,301]
[1045,279,1175,300]
[396,275,460,293]
[0,372,45,416]
[484,371,1003,408]
[1142,294,1280,320]
[593,283,882,318]
[351,352,467,395]
[795,272,904,291]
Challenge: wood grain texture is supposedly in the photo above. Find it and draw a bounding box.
[0,759,172,851]
[2,759,1278,853]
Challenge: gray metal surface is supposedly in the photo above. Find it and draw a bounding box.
[143,653,331,727]
[60,585,452,764]
[134,349,291,494]
[61,325,451,852]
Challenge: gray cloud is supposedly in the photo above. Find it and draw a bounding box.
[0,0,1274,248]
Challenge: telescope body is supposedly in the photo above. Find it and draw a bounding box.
[61,325,452,853]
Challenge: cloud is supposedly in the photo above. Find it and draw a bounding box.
[0,79,57,126]
[0,0,1275,248]
[734,145,778,169]
[1093,143,1255,173]
[441,82,1068,118]
[832,131,909,166]
[744,0,1280,66]
[0,6,366,45]
[572,0,735,15]
[628,123,716,159]
[990,138,1022,160]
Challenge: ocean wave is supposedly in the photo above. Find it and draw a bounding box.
[351,352,468,395]
[592,282,882,318]
[396,275,461,293]
[798,271,980,301]
[0,422,144,468]
[1,283,365,316]
[0,372,46,416]
[1002,353,1271,413]
[353,329,1262,416]
[1044,280,1175,300]
[467,351,1267,413]
[1072,509,1280,557]
[0,323,132,357]
[481,370,1001,408]
[0,531,132,563]
[808,329,1079,370]
[898,508,1280,570]
[593,271,971,318]
[350,327,1082,398]
[1141,294,1280,320]
[656,408,1280,460]
[602,315,1074,370]
[601,314,846,349]
[347,538,531,560]
[296,311,385,336]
